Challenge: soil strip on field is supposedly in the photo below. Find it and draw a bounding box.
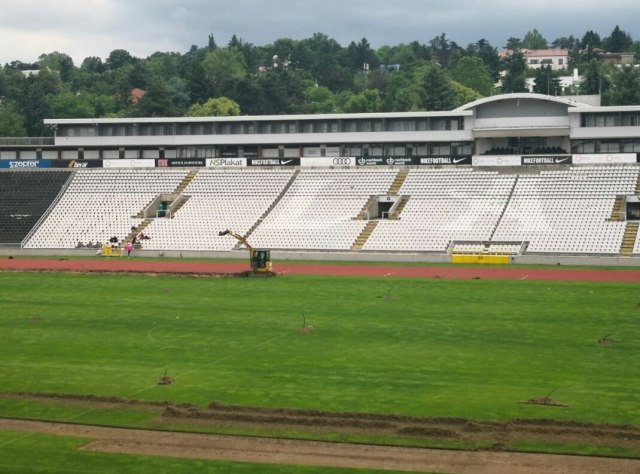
[1,417,639,474]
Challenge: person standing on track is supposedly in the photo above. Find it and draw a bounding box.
[125,242,133,258]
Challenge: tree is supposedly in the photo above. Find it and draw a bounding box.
[451,56,494,96]
[419,63,456,111]
[501,50,527,93]
[19,69,61,135]
[466,39,501,82]
[580,30,602,50]
[48,91,96,118]
[38,52,75,82]
[201,48,247,98]
[605,65,640,105]
[451,81,482,108]
[505,37,522,50]
[551,35,577,50]
[0,101,27,136]
[603,25,633,52]
[185,96,240,116]
[106,49,137,70]
[338,89,382,113]
[298,85,336,113]
[521,29,549,50]
[532,65,562,96]
[429,33,462,67]
[579,59,610,96]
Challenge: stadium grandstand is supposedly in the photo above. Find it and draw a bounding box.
[1,93,639,263]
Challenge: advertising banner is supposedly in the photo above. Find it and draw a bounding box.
[51,160,102,168]
[300,157,355,167]
[472,155,522,167]
[0,160,51,169]
[155,158,206,167]
[419,156,472,165]
[206,158,247,167]
[247,158,300,166]
[572,153,637,165]
[103,159,155,168]
[355,156,415,166]
[521,156,572,165]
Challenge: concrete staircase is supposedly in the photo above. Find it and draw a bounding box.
[388,168,409,195]
[120,218,153,248]
[176,169,199,193]
[620,222,639,257]
[351,221,378,251]
[389,196,409,220]
[609,196,625,221]
[355,196,377,220]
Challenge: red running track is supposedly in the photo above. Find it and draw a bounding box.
[1,258,640,283]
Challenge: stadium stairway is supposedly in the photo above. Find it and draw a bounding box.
[356,196,377,220]
[389,196,409,220]
[620,222,639,256]
[351,221,378,251]
[388,168,409,195]
[488,175,519,242]
[121,218,153,248]
[175,169,199,193]
[608,196,626,221]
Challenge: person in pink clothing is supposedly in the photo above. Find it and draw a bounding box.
[125,242,133,257]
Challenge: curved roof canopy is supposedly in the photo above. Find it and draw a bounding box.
[454,93,594,112]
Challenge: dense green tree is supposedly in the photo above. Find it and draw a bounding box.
[38,52,75,82]
[300,33,351,91]
[501,50,527,93]
[134,78,175,117]
[19,69,61,135]
[201,48,247,98]
[429,33,462,67]
[532,65,562,96]
[338,89,382,113]
[521,29,549,49]
[603,25,633,52]
[0,101,27,136]
[505,37,522,50]
[551,35,577,50]
[466,39,501,82]
[580,30,602,50]
[48,91,96,118]
[106,49,137,70]
[381,70,421,111]
[604,65,640,105]
[185,96,240,116]
[451,56,494,96]
[298,85,336,113]
[451,81,482,108]
[80,56,105,74]
[345,37,379,72]
[419,63,456,111]
[579,59,610,95]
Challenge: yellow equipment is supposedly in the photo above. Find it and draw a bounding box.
[218,230,273,273]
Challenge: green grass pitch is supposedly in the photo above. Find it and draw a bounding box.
[1,271,638,423]
[0,270,639,469]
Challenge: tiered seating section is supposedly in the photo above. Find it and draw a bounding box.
[493,166,638,254]
[11,164,640,256]
[250,168,398,250]
[142,169,295,251]
[24,169,188,249]
[363,169,516,252]
[0,170,71,245]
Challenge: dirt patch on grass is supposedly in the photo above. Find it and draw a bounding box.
[2,392,640,473]
[3,392,639,453]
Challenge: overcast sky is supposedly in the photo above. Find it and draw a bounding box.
[1,0,639,65]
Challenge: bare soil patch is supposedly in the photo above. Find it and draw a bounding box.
[3,392,640,455]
